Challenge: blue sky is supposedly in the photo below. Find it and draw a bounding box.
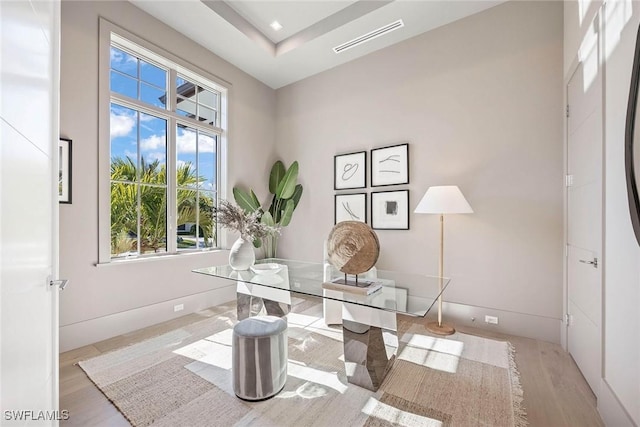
[110,47,217,191]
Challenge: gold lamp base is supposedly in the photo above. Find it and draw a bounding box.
[426,321,456,336]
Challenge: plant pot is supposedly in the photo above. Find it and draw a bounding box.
[262,234,279,259]
[229,237,255,270]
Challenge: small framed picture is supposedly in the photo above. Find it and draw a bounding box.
[59,138,72,204]
[371,143,409,187]
[335,193,367,224]
[371,190,409,230]
[334,151,366,190]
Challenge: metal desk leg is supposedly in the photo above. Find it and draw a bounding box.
[342,318,397,391]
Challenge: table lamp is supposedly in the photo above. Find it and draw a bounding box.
[414,185,473,335]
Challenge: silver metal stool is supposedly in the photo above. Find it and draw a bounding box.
[232,315,288,400]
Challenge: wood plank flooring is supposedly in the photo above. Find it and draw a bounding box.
[60,301,604,427]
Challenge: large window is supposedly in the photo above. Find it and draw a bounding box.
[102,26,227,261]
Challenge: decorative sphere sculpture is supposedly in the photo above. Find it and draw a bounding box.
[327,221,380,275]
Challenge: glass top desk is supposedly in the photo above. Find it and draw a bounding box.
[193,258,450,391]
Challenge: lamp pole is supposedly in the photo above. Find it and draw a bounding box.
[415,185,472,336]
[438,214,444,327]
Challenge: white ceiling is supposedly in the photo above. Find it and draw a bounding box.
[130,0,505,89]
[228,1,357,43]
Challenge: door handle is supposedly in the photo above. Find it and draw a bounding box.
[579,258,598,268]
[50,279,69,290]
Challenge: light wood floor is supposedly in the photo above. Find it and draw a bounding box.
[60,301,604,427]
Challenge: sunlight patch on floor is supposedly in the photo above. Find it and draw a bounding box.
[283,359,348,395]
[288,312,323,327]
[361,397,443,427]
[173,336,232,370]
[398,333,464,373]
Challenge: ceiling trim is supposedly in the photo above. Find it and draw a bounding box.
[201,0,275,56]
[275,0,393,56]
[202,0,394,58]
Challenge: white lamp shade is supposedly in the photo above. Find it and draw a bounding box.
[414,185,473,214]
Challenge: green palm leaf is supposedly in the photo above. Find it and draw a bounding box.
[276,161,299,199]
[233,187,260,213]
[280,199,295,226]
[269,161,286,194]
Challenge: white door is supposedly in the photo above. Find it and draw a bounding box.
[0,1,61,425]
[566,51,603,396]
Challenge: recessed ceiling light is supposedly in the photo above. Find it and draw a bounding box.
[270,21,283,31]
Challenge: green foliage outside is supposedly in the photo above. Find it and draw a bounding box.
[110,157,215,256]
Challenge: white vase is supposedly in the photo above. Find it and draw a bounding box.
[229,237,255,270]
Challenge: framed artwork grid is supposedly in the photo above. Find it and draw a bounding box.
[371,143,409,187]
[335,193,367,224]
[335,151,366,190]
[371,189,409,230]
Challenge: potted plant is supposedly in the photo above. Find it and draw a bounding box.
[215,200,278,270]
[233,160,303,258]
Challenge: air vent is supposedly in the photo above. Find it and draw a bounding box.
[333,19,404,54]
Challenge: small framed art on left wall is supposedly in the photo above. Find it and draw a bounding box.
[59,138,72,204]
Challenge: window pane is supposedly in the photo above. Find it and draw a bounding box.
[198,105,216,126]
[176,77,196,101]
[177,189,197,251]
[140,83,167,109]
[176,125,198,188]
[176,98,196,119]
[198,88,217,108]
[110,104,138,182]
[140,60,166,89]
[139,185,167,254]
[108,40,224,258]
[139,113,167,184]
[110,71,138,99]
[110,47,137,77]
[199,191,216,248]
[198,132,216,190]
[110,182,137,257]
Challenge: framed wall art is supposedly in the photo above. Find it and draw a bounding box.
[371,189,409,230]
[59,138,72,204]
[334,151,366,190]
[371,143,409,187]
[335,193,367,224]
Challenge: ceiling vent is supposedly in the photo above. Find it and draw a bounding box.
[333,19,404,54]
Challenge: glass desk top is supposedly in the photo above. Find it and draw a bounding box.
[193,258,449,318]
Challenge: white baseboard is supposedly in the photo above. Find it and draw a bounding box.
[59,286,236,352]
[60,291,562,352]
[441,301,562,344]
[599,379,638,427]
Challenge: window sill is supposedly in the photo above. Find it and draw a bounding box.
[95,249,228,267]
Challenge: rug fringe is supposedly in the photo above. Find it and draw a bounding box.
[507,342,529,427]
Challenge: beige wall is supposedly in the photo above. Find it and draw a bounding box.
[59,1,276,350]
[276,1,564,340]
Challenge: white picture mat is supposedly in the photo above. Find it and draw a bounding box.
[371,190,409,229]
[371,144,408,186]
[335,193,366,223]
[335,152,366,189]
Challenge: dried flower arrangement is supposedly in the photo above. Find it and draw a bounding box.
[216,199,279,241]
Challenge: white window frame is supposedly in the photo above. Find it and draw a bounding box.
[98,18,229,264]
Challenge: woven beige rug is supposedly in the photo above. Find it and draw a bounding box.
[79,300,527,427]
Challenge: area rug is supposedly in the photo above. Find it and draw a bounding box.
[78,300,527,426]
